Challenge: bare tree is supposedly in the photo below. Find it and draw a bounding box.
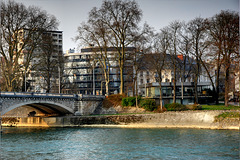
[168,21,182,103]
[87,0,143,94]
[75,19,111,96]
[178,22,195,83]
[0,0,58,91]
[187,17,208,104]
[130,24,154,98]
[148,28,170,109]
[32,33,60,93]
[206,10,239,106]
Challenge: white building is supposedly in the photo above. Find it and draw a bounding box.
[63,47,135,95]
[18,29,63,93]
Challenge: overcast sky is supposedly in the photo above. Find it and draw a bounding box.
[13,0,239,53]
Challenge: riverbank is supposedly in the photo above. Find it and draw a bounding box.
[3,110,239,130]
[68,110,240,130]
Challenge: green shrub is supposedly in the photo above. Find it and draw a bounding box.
[137,96,142,101]
[139,99,157,111]
[128,97,136,106]
[122,98,129,106]
[164,104,171,109]
[166,103,188,111]
[122,97,137,106]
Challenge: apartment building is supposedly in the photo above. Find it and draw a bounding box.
[63,47,135,95]
[18,29,63,93]
[136,54,213,104]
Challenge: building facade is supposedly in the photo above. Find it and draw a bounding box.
[63,47,135,95]
[136,54,213,104]
[18,30,63,93]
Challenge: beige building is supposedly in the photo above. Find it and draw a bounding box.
[18,29,63,93]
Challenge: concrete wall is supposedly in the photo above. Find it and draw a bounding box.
[4,110,238,130]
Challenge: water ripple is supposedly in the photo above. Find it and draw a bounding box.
[0,128,239,160]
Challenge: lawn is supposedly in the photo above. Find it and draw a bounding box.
[202,104,240,110]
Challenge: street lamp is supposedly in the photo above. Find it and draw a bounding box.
[20,64,26,92]
[58,66,61,94]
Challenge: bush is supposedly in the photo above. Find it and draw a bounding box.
[165,103,188,111]
[186,104,202,110]
[122,98,129,106]
[139,99,157,111]
[128,97,137,106]
[164,104,171,109]
[122,97,137,106]
[121,96,143,107]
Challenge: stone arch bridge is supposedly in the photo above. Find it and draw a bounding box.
[0,92,105,117]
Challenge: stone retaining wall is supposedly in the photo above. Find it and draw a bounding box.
[2,110,239,129]
[43,110,239,129]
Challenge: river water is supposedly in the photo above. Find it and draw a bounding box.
[0,127,239,160]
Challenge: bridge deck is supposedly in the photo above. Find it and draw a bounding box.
[0,92,105,99]
[0,92,76,99]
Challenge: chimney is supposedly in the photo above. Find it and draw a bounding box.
[177,54,183,60]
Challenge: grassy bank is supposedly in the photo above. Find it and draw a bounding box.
[202,104,240,110]
[215,112,240,119]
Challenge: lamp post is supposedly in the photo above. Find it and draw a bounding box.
[58,66,61,94]
[93,62,95,95]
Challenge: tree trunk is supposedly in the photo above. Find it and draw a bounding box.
[194,79,198,104]
[173,67,176,103]
[119,66,124,94]
[159,83,163,111]
[105,81,109,96]
[224,65,230,107]
[215,67,220,105]
[134,74,138,108]
[215,52,222,105]
[133,76,136,96]
[159,72,163,110]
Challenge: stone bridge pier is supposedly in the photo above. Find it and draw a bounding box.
[74,94,105,116]
[0,92,105,117]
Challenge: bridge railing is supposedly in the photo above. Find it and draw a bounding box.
[0,92,77,99]
[0,92,105,99]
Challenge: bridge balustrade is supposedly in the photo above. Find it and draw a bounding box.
[0,92,77,99]
[0,92,105,116]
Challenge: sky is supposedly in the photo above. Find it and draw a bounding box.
[13,0,239,53]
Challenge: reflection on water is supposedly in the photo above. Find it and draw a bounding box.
[0,127,239,160]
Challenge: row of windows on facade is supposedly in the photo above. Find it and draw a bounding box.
[64,82,120,88]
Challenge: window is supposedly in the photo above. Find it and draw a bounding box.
[147,79,149,83]
[146,71,149,76]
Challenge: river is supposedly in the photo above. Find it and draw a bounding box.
[0,127,239,160]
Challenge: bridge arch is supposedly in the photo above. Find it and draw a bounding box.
[1,101,74,116]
